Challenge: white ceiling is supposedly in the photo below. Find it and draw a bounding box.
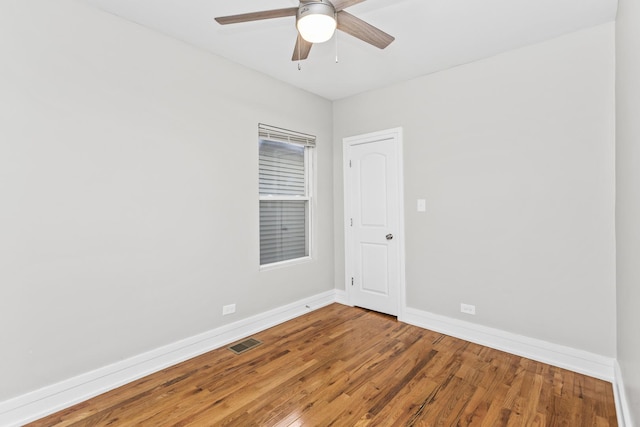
[82,0,617,100]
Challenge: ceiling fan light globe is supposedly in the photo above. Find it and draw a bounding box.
[297,14,336,43]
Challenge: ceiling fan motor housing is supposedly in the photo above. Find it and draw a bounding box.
[298,0,336,15]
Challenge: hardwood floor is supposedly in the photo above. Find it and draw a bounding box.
[29,304,618,426]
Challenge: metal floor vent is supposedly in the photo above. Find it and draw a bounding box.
[228,338,262,354]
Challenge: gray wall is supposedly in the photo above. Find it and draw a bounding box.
[616,0,640,423]
[334,24,616,357]
[0,0,333,400]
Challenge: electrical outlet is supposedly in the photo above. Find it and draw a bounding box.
[417,199,426,212]
[222,304,236,315]
[460,303,476,315]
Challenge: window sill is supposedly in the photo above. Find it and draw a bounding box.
[260,256,312,271]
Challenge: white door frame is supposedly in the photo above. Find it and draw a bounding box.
[343,127,406,320]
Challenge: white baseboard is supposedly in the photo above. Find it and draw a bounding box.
[0,290,338,427]
[613,360,634,427]
[403,307,615,382]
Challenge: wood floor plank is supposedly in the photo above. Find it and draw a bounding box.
[27,304,618,426]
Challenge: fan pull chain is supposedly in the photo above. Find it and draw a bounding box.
[335,30,339,63]
[298,33,302,71]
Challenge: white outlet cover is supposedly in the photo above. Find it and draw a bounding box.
[417,199,426,212]
[460,303,476,315]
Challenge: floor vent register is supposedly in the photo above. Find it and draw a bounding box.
[228,338,263,354]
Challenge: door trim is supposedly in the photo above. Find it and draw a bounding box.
[343,127,406,320]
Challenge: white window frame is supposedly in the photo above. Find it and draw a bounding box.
[258,124,315,269]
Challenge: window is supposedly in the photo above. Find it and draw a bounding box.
[258,124,315,266]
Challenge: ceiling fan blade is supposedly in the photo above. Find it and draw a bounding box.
[336,10,394,49]
[330,0,366,12]
[292,36,313,61]
[215,7,298,25]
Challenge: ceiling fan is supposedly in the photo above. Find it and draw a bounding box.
[214,0,395,61]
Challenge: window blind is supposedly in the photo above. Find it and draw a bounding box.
[259,140,305,196]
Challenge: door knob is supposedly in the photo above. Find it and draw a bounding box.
[386,233,393,240]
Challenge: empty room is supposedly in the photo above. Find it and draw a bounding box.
[1,0,638,425]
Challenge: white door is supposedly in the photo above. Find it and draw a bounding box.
[344,128,404,316]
